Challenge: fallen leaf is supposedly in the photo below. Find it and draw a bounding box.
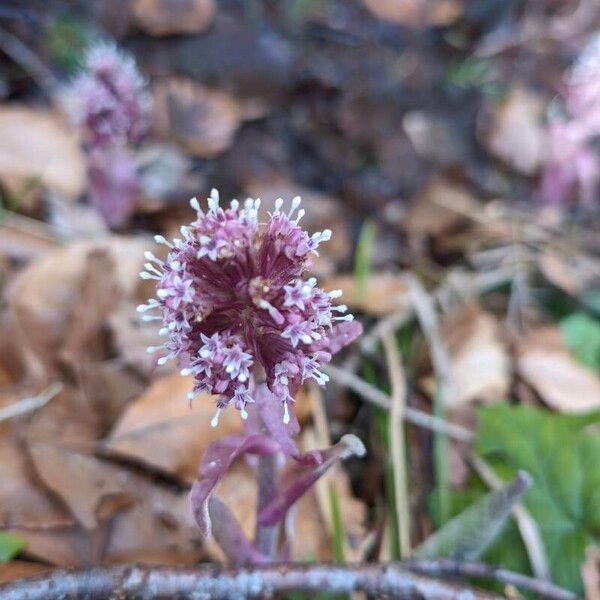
[152,78,246,158]
[322,273,411,316]
[517,327,600,413]
[0,561,49,583]
[7,237,148,381]
[362,0,463,27]
[132,0,216,36]
[28,442,132,530]
[404,175,480,237]
[0,106,86,199]
[481,87,547,175]
[438,305,510,408]
[104,374,241,483]
[539,251,599,298]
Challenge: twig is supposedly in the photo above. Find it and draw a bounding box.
[323,364,474,443]
[469,453,550,581]
[382,333,411,559]
[0,382,62,422]
[0,24,60,98]
[0,563,503,600]
[406,559,577,600]
[405,274,454,524]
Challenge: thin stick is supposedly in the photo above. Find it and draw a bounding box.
[0,383,62,422]
[406,559,576,600]
[0,25,60,98]
[469,453,550,581]
[323,364,474,443]
[0,563,503,600]
[382,333,411,559]
[405,274,454,524]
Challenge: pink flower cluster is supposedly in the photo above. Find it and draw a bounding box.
[139,190,361,424]
[541,34,600,206]
[64,42,149,227]
[67,42,149,149]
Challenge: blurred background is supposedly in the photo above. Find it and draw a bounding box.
[0,0,598,597]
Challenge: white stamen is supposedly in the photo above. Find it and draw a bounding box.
[211,407,221,428]
[159,327,169,336]
[301,334,313,344]
[180,368,192,376]
[154,235,174,248]
[144,251,163,265]
[208,188,220,211]
[332,304,348,313]
[137,300,159,312]
[146,345,164,353]
[157,355,170,365]
[157,289,170,299]
[294,208,305,224]
[312,229,332,244]
[190,197,201,213]
[141,315,162,321]
[170,261,181,271]
[334,314,354,322]
[230,199,239,211]
[238,373,247,382]
[240,406,248,420]
[307,277,317,287]
[274,198,284,213]
[288,196,301,218]
[328,289,343,298]
[283,401,290,425]
[139,271,160,280]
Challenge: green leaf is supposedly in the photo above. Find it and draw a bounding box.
[416,472,531,560]
[476,404,600,595]
[353,220,376,302]
[560,312,600,372]
[0,532,26,562]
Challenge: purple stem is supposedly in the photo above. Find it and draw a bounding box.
[255,452,280,558]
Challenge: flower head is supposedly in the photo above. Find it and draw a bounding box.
[65,42,150,148]
[139,190,361,423]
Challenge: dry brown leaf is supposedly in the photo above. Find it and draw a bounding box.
[104,374,241,483]
[538,251,600,297]
[582,546,600,600]
[29,442,132,530]
[404,175,480,237]
[152,78,245,158]
[132,0,216,36]
[3,524,90,567]
[0,106,86,199]
[107,301,166,376]
[0,561,50,583]
[362,0,463,27]
[517,327,600,413]
[481,87,547,175]
[438,304,510,408]
[0,424,73,529]
[323,273,411,317]
[7,237,148,381]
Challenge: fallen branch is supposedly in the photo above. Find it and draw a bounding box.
[0,562,502,600]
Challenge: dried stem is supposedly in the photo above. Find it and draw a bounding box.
[0,24,60,98]
[324,364,474,443]
[469,453,550,581]
[0,563,504,600]
[382,333,411,559]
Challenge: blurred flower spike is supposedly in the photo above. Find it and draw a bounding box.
[66,41,150,149]
[139,190,362,424]
[63,41,150,227]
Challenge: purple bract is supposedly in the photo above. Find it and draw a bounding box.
[139,190,362,424]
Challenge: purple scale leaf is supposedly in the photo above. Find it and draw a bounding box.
[190,434,280,537]
[257,434,366,526]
